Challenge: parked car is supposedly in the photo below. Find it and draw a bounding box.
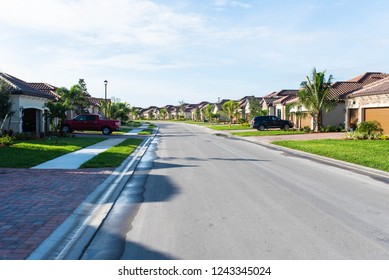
[250,116,294,131]
[62,114,121,135]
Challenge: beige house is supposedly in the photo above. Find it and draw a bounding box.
[287,72,389,130]
[346,76,389,134]
[0,73,58,134]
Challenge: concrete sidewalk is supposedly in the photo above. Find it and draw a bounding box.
[32,138,126,169]
[125,124,149,135]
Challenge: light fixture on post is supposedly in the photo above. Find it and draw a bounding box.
[104,80,108,116]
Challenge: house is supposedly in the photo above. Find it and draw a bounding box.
[242,96,262,121]
[0,73,57,134]
[272,90,298,119]
[345,76,389,134]
[287,72,389,130]
[192,101,210,121]
[140,106,159,119]
[213,99,231,122]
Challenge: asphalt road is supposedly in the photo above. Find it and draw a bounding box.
[88,122,389,260]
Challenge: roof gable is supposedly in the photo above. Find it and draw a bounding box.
[0,73,56,100]
[349,76,389,97]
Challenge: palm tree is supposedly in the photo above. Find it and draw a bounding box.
[298,68,337,132]
[203,104,214,122]
[221,99,239,125]
[159,108,168,120]
[111,101,131,122]
[57,84,88,116]
[44,101,69,132]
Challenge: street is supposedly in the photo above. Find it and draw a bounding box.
[87,122,389,260]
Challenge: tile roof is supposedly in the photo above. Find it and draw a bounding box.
[28,82,60,100]
[0,73,56,100]
[348,76,389,97]
[347,72,389,85]
[328,81,362,99]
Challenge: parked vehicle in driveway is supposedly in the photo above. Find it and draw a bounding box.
[250,116,294,131]
[61,114,121,135]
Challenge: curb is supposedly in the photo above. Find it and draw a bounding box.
[235,135,389,183]
[27,131,158,260]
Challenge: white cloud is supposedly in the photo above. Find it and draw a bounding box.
[212,0,251,8]
[0,0,205,48]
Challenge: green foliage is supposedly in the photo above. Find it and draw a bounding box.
[346,121,384,140]
[203,104,214,121]
[0,79,13,121]
[298,68,337,132]
[248,96,267,117]
[221,99,239,124]
[0,134,13,146]
[320,125,343,132]
[44,101,69,132]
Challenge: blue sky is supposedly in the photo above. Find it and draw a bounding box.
[1,0,389,107]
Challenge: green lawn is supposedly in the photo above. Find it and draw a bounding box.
[0,137,105,168]
[272,139,389,172]
[206,124,251,131]
[232,130,306,137]
[81,138,144,168]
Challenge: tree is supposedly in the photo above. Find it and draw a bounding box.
[57,81,90,115]
[111,101,131,122]
[248,96,267,117]
[44,101,69,132]
[203,104,214,122]
[0,80,13,131]
[159,108,168,120]
[221,99,239,125]
[298,68,337,132]
[177,100,186,119]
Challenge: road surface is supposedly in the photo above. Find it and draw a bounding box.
[86,122,389,259]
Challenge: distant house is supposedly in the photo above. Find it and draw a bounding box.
[346,76,389,134]
[261,90,298,122]
[192,101,210,121]
[0,73,57,134]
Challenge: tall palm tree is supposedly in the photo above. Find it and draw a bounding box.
[221,99,239,125]
[298,68,337,132]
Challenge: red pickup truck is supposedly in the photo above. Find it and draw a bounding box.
[61,114,121,135]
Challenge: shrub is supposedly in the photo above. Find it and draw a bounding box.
[356,120,383,135]
[303,126,311,133]
[0,134,14,146]
[346,121,386,140]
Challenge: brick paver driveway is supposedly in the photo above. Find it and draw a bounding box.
[0,168,113,259]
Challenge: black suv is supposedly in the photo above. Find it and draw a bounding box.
[250,116,294,131]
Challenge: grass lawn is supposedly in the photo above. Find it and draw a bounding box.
[81,138,144,168]
[206,124,250,131]
[232,130,306,137]
[272,139,389,172]
[0,137,105,168]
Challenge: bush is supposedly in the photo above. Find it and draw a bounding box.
[0,134,14,146]
[356,120,383,135]
[346,121,386,140]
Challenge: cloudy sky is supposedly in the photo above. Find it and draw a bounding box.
[1,0,389,107]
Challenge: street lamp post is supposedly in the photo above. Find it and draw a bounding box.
[104,80,108,116]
